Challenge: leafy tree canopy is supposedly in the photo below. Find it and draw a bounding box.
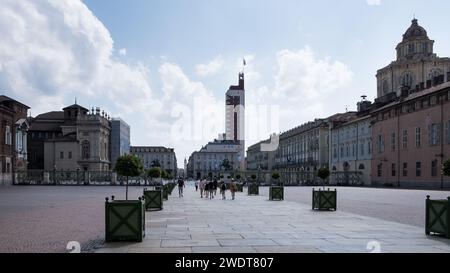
[114,154,143,177]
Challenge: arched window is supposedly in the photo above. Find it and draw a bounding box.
[82,140,90,160]
[401,72,414,88]
[359,164,365,170]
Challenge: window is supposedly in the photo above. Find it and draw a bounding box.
[402,72,413,87]
[360,141,365,156]
[60,151,64,159]
[68,152,72,159]
[402,129,408,149]
[5,126,11,145]
[392,163,396,177]
[377,135,385,153]
[415,127,421,148]
[82,141,90,160]
[368,140,372,155]
[403,163,408,177]
[391,133,396,151]
[416,162,422,177]
[377,164,382,177]
[431,160,438,177]
[429,123,441,146]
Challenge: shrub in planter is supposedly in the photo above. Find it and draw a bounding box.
[313,168,336,211]
[426,196,450,239]
[248,183,259,196]
[147,167,162,187]
[105,195,145,242]
[269,172,283,201]
[236,183,244,192]
[162,184,169,201]
[143,188,163,211]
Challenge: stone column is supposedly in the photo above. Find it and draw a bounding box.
[111,172,117,186]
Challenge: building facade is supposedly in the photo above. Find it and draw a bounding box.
[187,140,242,180]
[371,19,450,189]
[274,113,354,172]
[0,96,29,185]
[371,82,450,189]
[130,146,177,176]
[110,118,130,169]
[377,19,450,99]
[246,138,276,171]
[330,109,373,185]
[28,104,111,171]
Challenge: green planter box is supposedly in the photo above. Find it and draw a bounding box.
[143,189,163,211]
[312,189,337,211]
[105,197,145,242]
[236,183,244,192]
[426,196,450,239]
[269,186,284,201]
[248,183,259,196]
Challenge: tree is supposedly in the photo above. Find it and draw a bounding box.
[251,174,257,181]
[443,159,450,177]
[317,167,331,190]
[115,154,144,200]
[147,167,162,185]
[272,172,280,186]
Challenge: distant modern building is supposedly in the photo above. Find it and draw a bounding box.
[28,104,112,171]
[0,95,29,185]
[130,146,177,176]
[330,98,373,185]
[110,118,130,169]
[225,73,246,170]
[246,138,276,171]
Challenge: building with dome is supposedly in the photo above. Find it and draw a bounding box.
[376,19,450,99]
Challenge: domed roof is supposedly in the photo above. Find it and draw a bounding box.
[403,19,428,41]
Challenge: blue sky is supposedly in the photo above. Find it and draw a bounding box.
[2,0,450,167]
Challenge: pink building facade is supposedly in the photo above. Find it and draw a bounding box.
[371,83,450,189]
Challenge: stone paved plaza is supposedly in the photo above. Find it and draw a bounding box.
[0,184,449,253]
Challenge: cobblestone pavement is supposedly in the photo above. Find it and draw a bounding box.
[0,186,146,253]
[258,186,450,227]
[1,185,449,253]
[97,185,450,253]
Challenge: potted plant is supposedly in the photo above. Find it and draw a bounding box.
[105,195,145,242]
[248,174,259,196]
[106,154,145,242]
[425,160,450,238]
[269,172,283,201]
[143,167,163,210]
[312,167,337,211]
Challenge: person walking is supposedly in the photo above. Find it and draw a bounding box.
[199,179,205,198]
[204,179,210,199]
[230,179,237,200]
[177,177,185,198]
[195,181,199,192]
[213,179,218,196]
[208,180,214,199]
[221,182,227,200]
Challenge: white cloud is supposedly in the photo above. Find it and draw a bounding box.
[118,48,127,56]
[274,46,353,100]
[366,0,382,5]
[195,56,224,77]
[0,0,157,116]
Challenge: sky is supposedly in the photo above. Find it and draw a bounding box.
[2,0,450,168]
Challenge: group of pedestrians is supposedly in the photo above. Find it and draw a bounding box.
[195,178,238,200]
